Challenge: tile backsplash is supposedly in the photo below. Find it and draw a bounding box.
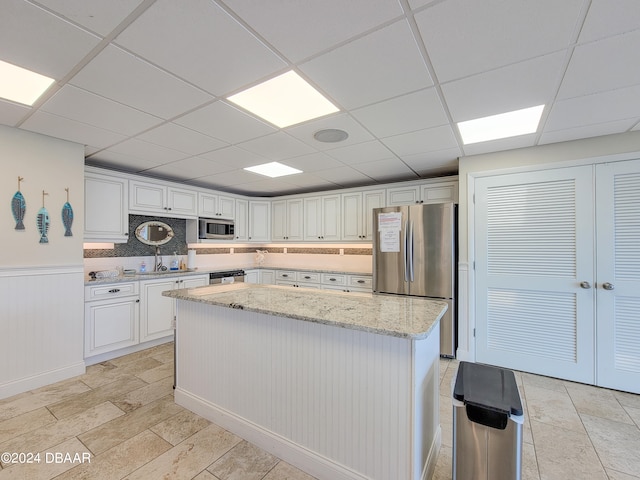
[84,215,187,258]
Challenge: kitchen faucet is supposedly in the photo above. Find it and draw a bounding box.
[155,246,165,272]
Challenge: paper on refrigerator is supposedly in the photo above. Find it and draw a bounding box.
[378,212,402,252]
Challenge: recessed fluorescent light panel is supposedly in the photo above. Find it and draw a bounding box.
[457,105,545,144]
[227,71,339,128]
[0,60,54,106]
[244,161,302,178]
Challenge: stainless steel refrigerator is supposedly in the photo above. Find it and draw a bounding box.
[373,203,457,357]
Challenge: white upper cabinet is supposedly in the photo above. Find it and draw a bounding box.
[272,198,304,241]
[235,198,249,241]
[342,189,385,241]
[387,180,458,206]
[129,180,198,218]
[249,201,271,242]
[199,192,235,219]
[84,171,129,243]
[304,194,341,241]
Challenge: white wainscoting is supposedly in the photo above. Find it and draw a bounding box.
[0,266,85,399]
[174,300,441,480]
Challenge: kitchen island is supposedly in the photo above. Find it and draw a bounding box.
[164,284,447,480]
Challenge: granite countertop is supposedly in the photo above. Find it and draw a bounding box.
[85,266,372,285]
[164,283,446,339]
[85,268,209,285]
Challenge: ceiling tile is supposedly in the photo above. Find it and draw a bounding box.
[34,0,145,36]
[400,148,460,176]
[313,166,374,186]
[141,156,234,180]
[279,173,341,191]
[351,87,448,137]
[114,0,286,95]
[285,113,374,150]
[223,0,403,62]
[325,140,396,165]
[40,85,162,135]
[441,52,567,122]
[381,125,458,157]
[0,0,100,79]
[21,110,126,149]
[540,119,638,145]
[0,99,30,126]
[282,152,346,173]
[578,0,640,42]
[353,158,419,182]
[99,137,189,165]
[558,30,640,100]
[237,132,316,161]
[300,19,433,109]
[174,101,276,144]
[198,145,268,169]
[194,169,263,188]
[86,150,163,172]
[136,123,228,156]
[415,0,584,82]
[71,45,214,119]
[546,84,640,131]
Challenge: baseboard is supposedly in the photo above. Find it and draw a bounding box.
[422,425,442,480]
[0,361,86,400]
[175,388,369,480]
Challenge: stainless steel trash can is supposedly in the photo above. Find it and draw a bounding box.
[452,361,524,480]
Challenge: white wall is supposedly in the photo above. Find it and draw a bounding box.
[0,125,86,398]
[456,130,640,361]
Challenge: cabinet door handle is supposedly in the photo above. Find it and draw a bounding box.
[602,282,614,290]
[136,299,140,303]
[108,288,120,293]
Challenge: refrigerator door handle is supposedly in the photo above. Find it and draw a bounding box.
[402,222,409,282]
[408,220,414,282]
[403,220,409,282]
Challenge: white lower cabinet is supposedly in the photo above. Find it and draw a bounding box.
[321,273,372,292]
[245,269,260,284]
[140,275,208,342]
[84,283,139,357]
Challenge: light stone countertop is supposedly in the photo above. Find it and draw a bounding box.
[164,283,446,339]
[85,266,371,286]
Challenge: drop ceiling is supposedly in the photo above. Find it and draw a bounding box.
[2,0,640,196]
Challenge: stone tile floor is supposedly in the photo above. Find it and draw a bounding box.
[0,343,638,479]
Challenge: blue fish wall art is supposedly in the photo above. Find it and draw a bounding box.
[37,190,50,244]
[62,187,73,236]
[12,176,26,230]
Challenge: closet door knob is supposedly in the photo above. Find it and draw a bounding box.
[602,282,614,290]
[579,281,591,289]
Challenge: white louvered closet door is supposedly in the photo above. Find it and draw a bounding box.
[595,160,640,393]
[475,166,595,384]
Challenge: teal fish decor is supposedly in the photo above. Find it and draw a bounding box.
[62,187,73,236]
[12,176,26,230]
[37,190,50,244]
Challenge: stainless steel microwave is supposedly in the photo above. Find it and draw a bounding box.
[198,217,235,240]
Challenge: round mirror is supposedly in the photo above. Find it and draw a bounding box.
[135,221,175,246]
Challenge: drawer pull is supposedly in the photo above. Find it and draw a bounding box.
[357,280,365,284]
[108,288,121,293]
[282,274,289,278]
[329,278,337,281]
[304,276,311,279]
